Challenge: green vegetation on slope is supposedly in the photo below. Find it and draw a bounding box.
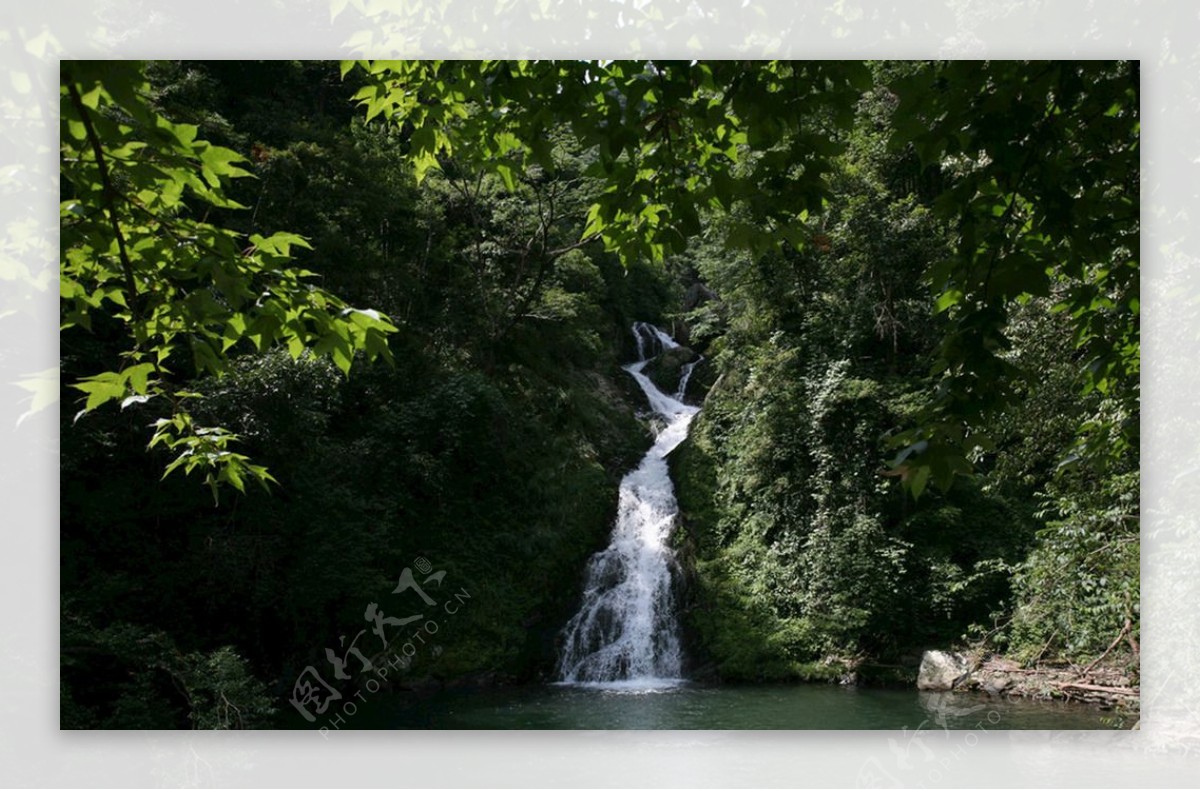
[669,64,1138,681]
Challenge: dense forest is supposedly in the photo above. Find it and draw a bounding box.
[59,60,1138,728]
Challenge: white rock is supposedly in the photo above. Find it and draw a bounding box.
[917,650,971,691]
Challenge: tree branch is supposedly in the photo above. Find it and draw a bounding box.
[546,234,601,258]
[67,80,140,320]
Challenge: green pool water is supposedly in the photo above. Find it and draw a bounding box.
[363,681,1126,730]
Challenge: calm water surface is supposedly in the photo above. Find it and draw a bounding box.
[374,682,1122,729]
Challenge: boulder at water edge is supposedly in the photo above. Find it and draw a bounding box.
[916,650,971,691]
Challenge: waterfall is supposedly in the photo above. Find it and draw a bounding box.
[556,322,700,688]
[676,356,702,401]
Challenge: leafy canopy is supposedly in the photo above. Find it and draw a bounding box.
[61,61,398,500]
[888,61,1139,489]
[346,60,870,264]
[345,59,1138,493]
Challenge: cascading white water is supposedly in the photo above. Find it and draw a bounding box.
[676,355,702,401]
[556,322,700,688]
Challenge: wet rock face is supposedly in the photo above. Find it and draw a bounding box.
[641,346,698,394]
[917,650,972,691]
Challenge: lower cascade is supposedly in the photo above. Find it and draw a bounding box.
[556,322,700,687]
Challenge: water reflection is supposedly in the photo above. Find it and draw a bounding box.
[374,682,1123,730]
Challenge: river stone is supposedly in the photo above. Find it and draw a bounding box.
[916,650,971,691]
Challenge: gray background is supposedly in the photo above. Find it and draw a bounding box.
[2,0,1196,786]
